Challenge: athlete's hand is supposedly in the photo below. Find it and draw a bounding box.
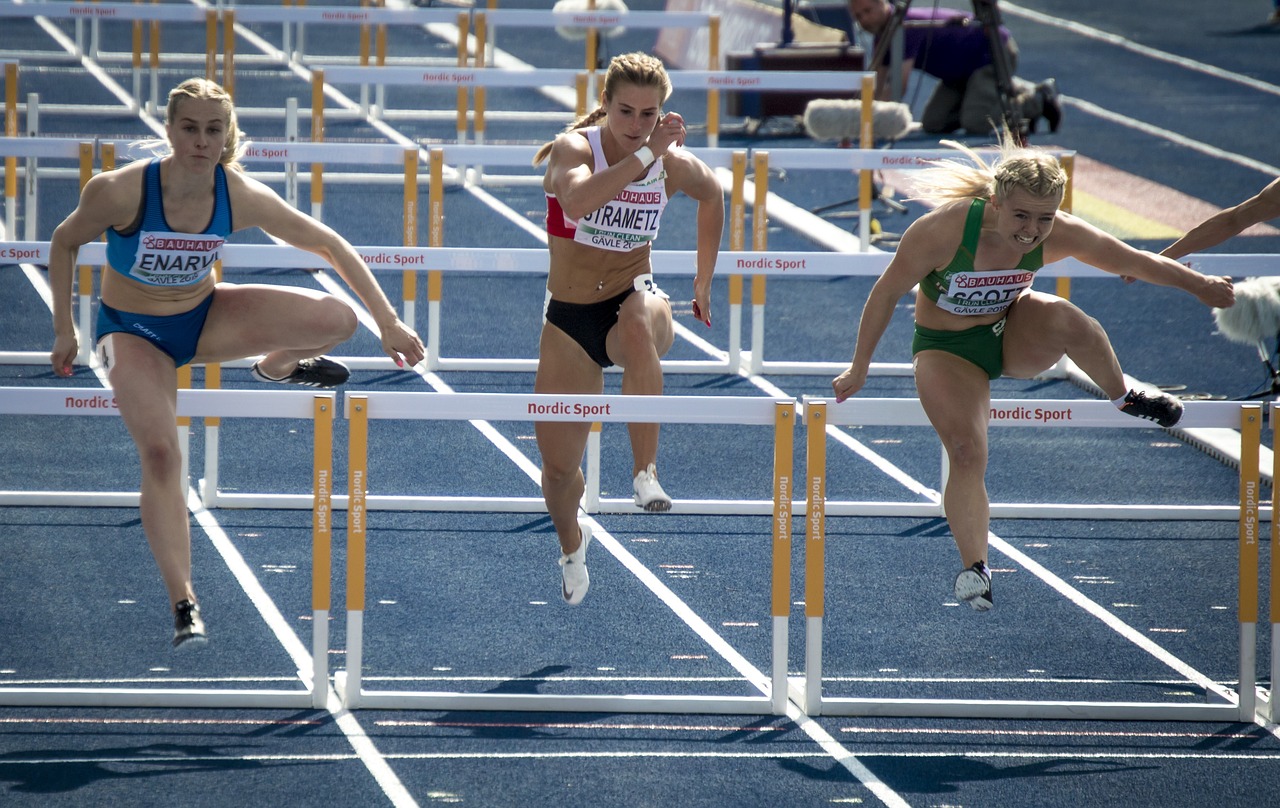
[647,112,686,157]
[692,276,711,327]
[51,333,78,377]
[380,319,426,370]
[832,364,867,403]
[1198,275,1235,309]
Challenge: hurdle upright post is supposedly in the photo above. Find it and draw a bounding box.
[771,401,796,714]
[727,151,746,374]
[176,364,193,489]
[706,16,720,148]
[584,421,602,512]
[1271,401,1280,722]
[76,142,95,367]
[575,72,589,118]
[200,261,224,507]
[455,13,470,146]
[425,148,444,371]
[311,70,325,221]
[23,93,37,241]
[1238,404,1261,721]
[584,0,599,102]
[858,74,873,252]
[311,394,336,708]
[375,0,388,114]
[223,9,236,100]
[130,6,144,112]
[4,61,16,237]
[804,400,827,715]
[204,8,217,84]
[285,97,299,208]
[402,149,419,330]
[358,0,372,114]
[748,151,768,374]
[1056,153,1075,300]
[473,13,489,181]
[148,3,161,115]
[343,394,370,708]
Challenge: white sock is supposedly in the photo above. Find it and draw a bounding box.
[1111,393,1130,408]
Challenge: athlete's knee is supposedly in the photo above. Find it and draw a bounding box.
[611,309,659,361]
[943,436,988,476]
[541,460,583,492]
[318,296,358,342]
[1047,298,1105,343]
[134,433,184,478]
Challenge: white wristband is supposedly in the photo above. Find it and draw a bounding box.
[633,146,654,168]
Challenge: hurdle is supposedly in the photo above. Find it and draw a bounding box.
[226,4,477,125]
[309,63,864,156]
[472,9,720,135]
[0,138,101,368]
[9,234,1273,385]
[801,397,1262,722]
[0,137,422,371]
[0,2,218,116]
[0,387,335,709]
[335,390,794,714]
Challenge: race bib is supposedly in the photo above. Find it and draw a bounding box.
[937,269,1034,316]
[129,230,224,287]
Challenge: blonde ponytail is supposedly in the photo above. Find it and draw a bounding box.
[909,126,1066,205]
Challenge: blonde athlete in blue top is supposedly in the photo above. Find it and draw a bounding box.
[48,78,424,649]
[833,131,1235,611]
[533,52,723,605]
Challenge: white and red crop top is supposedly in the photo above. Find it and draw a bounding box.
[545,126,668,252]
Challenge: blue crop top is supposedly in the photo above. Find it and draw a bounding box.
[105,159,233,287]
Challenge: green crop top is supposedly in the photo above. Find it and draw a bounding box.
[920,198,1044,316]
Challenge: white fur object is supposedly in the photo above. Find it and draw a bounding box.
[1213,276,1280,344]
[553,0,627,40]
[803,98,915,142]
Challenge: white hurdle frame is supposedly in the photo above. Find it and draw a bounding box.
[336,390,795,715]
[802,397,1264,722]
[0,387,335,709]
[1265,401,1280,723]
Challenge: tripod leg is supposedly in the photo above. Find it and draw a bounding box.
[970,0,1027,141]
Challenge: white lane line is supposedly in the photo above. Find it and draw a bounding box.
[1064,97,1280,177]
[1002,1,1280,98]
[7,749,1280,765]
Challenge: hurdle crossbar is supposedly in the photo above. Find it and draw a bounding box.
[3,234,1272,382]
[336,390,794,714]
[0,388,335,709]
[803,398,1261,722]
[817,396,1263,521]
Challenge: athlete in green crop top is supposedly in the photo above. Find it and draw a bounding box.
[832,132,1234,613]
[914,197,1045,379]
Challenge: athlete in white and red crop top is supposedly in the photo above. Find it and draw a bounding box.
[531,52,725,606]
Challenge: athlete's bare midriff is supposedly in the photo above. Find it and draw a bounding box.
[546,236,653,303]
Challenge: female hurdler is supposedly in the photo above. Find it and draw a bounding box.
[48,78,424,647]
[833,132,1235,611]
[533,52,724,605]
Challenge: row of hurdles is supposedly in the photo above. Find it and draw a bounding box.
[0,385,1272,723]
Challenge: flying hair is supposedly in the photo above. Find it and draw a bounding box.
[533,52,673,165]
[908,126,1067,205]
